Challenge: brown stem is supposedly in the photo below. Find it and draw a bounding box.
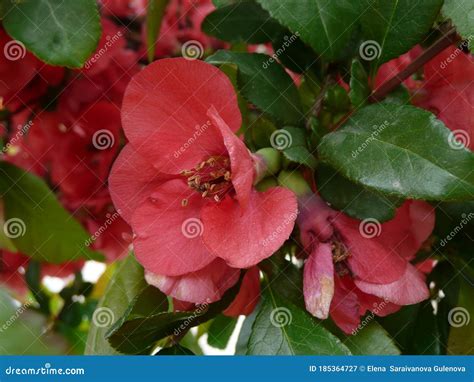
[370,28,460,102]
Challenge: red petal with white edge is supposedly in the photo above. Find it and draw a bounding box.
[109,144,172,224]
[330,276,361,335]
[201,187,297,268]
[207,105,254,209]
[354,263,429,305]
[144,258,240,304]
[121,58,241,173]
[334,217,407,284]
[303,243,335,319]
[131,179,216,276]
[224,267,261,317]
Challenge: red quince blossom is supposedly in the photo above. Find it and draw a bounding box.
[298,194,435,333]
[109,58,297,304]
[145,0,224,58]
[415,45,474,150]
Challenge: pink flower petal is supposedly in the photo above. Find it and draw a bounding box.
[145,258,240,304]
[303,243,335,319]
[202,187,297,268]
[224,267,261,317]
[132,179,216,276]
[354,263,430,305]
[121,58,241,173]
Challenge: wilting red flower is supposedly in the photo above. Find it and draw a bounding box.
[298,194,435,333]
[110,58,296,304]
[415,45,474,150]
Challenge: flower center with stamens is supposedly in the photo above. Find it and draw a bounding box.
[331,240,351,276]
[181,156,233,202]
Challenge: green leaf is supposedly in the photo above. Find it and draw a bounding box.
[317,164,403,222]
[146,0,169,62]
[0,162,102,263]
[270,30,319,74]
[235,304,259,355]
[0,289,69,355]
[247,284,351,355]
[257,0,360,61]
[442,0,474,47]
[318,104,474,201]
[207,51,303,125]
[156,344,195,355]
[349,59,370,108]
[280,127,317,169]
[3,0,101,68]
[202,1,283,44]
[0,200,17,252]
[447,278,474,355]
[85,255,147,355]
[207,314,237,349]
[343,322,400,355]
[106,275,243,354]
[360,0,443,66]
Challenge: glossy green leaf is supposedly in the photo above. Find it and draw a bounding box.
[247,284,351,355]
[447,278,474,355]
[343,322,400,355]
[257,0,360,61]
[318,104,474,201]
[442,0,474,47]
[349,59,370,108]
[0,162,102,263]
[3,0,101,68]
[85,255,147,355]
[156,344,195,355]
[146,0,169,62]
[207,51,303,125]
[360,0,443,66]
[281,127,317,169]
[207,314,238,349]
[317,164,403,222]
[106,276,243,354]
[202,1,283,44]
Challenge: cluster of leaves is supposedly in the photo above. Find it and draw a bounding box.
[0,0,472,356]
